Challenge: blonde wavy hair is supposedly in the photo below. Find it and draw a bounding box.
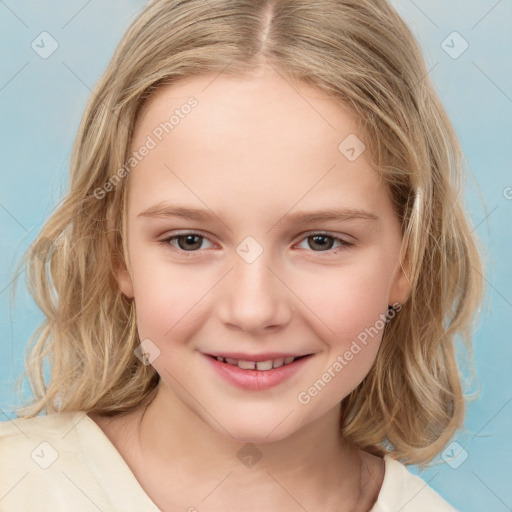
[10,0,484,467]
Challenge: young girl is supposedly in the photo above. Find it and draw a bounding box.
[0,0,484,510]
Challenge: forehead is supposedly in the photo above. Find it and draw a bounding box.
[136,68,354,126]
[132,68,362,153]
[126,69,389,220]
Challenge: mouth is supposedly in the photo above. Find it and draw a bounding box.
[203,352,314,391]
[204,353,313,371]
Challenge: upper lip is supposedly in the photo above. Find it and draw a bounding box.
[204,352,313,362]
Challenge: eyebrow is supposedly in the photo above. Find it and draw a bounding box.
[137,202,379,223]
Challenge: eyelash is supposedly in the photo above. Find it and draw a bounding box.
[158,231,354,257]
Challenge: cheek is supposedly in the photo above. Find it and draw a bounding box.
[295,261,390,337]
[290,261,391,393]
[128,246,208,342]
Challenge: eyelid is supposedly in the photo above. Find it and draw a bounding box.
[159,230,217,252]
[159,229,355,255]
[293,231,355,253]
[297,229,357,244]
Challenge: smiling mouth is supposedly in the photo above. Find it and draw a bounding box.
[206,354,312,371]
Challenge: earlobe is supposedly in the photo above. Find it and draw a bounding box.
[106,203,134,299]
[389,256,412,306]
[116,265,135,299]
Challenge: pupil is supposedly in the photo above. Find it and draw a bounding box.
[176,235,333,252]
[310,235,333,251]
[179,234,201,251]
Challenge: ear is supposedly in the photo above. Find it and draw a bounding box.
[106,202,134,300]
[116,262,134,299]
[388,248,412,306]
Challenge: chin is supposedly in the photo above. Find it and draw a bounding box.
[207,409,304,445]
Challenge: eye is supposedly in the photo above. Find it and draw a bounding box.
[159,231,354,256]
[159,232,214,254]
[296,233,354,253]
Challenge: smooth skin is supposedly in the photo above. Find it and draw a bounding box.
[90,65,411,512]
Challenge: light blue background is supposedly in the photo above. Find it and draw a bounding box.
[1,1,511,510]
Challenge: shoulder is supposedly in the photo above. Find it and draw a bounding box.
[0,411,90,472]
[0,411,88,458]
[0,410,87,436]
[0,412,92,505]
[0,411,162,511]
[371,455,458,512]
[0,410,87,444]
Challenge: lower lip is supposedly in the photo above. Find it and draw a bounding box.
[204,354,312,391]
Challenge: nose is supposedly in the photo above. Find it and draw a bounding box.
[217,249,294,333]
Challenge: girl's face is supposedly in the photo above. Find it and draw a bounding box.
[117,68,411,442]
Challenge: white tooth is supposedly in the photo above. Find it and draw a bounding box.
[283,356,295,365]
[225,357,238,365]
[216,356,224,362]
[238,360,256,370]
[272,358,284,368]
[256,360,273,371]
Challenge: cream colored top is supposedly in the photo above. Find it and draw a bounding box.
[0,411,457,511]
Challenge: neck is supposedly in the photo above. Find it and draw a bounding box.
[115,383,368,511]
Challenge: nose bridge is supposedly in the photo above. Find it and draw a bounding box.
[219,237,291,331]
